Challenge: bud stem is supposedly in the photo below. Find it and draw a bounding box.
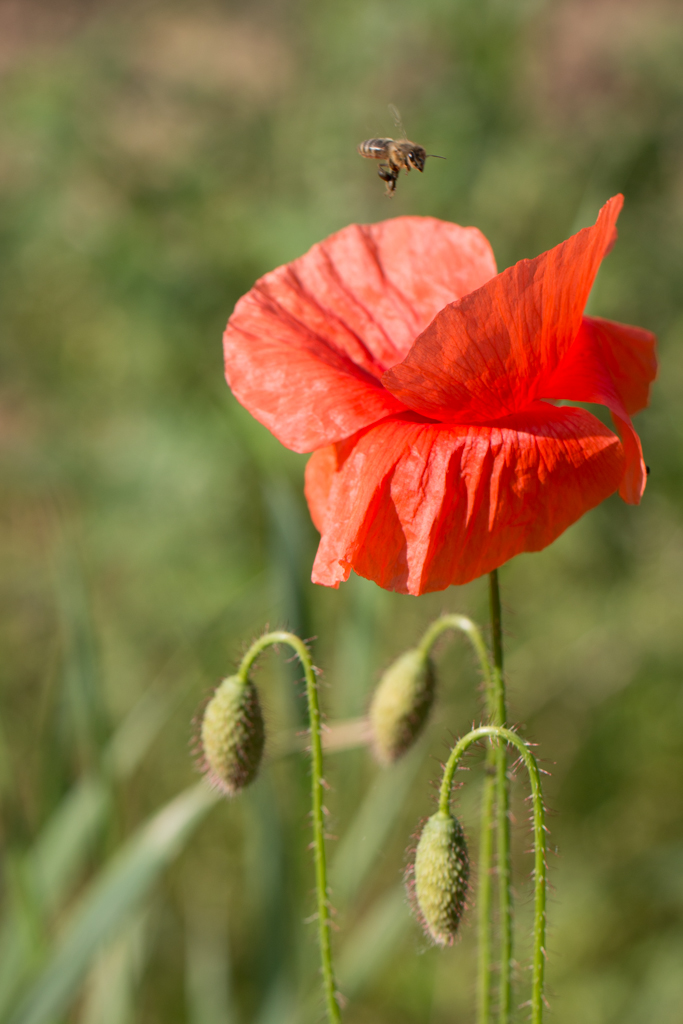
[418,613,493,696]
[238,632,341,1024]
[439,725,547,1024]
[415,588,511,1024]
[477,767,496,1024]
[489,569,512,1024]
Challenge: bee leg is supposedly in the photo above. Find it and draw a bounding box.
[378,163,398,196]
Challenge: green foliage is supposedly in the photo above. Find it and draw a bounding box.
[0,0,682,1022]
[8,785,218,1024]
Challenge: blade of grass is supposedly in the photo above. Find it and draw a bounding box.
[0,862,43,1020]
[29,777,111,915]
[54,551,110,773]
[0,681,177,1016]
[330,743,423,905]
[103,684,177,783]
[185,906,237,1024]
[0,779,110,1017]
[0,715,374,1024]
[253,973,298,1024]
[6,783,219,1024]
[336,885,410,1000]
[78,911,148,1024]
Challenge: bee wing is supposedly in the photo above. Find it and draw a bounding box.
[388,103,407,140]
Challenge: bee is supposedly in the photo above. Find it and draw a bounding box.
[358,105,444,196]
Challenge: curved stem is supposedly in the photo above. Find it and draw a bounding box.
[238,631,341,1024]
[489,570,512,1024]
[439,725,547,1024]
[418,613,493,697]
[417,609,501,1024]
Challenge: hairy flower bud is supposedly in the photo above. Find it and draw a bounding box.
[413,810,469,945]
[369,648,435,764]
[200,675,265,796]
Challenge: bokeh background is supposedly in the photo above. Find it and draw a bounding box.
[1,0,683,1021]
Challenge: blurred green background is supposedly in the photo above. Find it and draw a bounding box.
[1,0,682,1021]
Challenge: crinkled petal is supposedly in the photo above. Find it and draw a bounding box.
[224,217,496,452]
[539,315,656,503]
[572,316,657,416]
[382,196,623,424]
[309,408,625,595]
[304,444,337,533]
[611,412,646,505]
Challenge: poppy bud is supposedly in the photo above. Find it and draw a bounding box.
[369,648,435,764]
[200,675,265,796]
[413,810,469,946]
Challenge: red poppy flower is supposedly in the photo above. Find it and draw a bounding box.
[223,196,656,595]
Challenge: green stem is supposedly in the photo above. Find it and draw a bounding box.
[238,631,341,1024]
[439,726,547,1024]
[417,610,500,1024]
[489,570,512,1024]
[488,570,505,722]
[477,768,496,1024]
[418,613,493,695]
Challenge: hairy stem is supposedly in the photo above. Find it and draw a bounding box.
[439,725,547,1024]
[489,570,512,1024]
[418,613,493,695]
[417,610,501,1024]
[239,632,341,1024]
[477,767,496,1024]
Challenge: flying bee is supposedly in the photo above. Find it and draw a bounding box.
[358,105,444,196]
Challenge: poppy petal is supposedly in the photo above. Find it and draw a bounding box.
[382,196,623,424]
[310,416,426,592]
[224,218,496,452]
[309,407,625,595]
[304,445,337,533]
[573,316,657,416]
[539,315,655,503]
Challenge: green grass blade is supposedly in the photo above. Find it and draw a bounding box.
[6,783,219,1024]
[253,974,298,1024]
[103,685,176,782]
[336,886,410,1000]
[29,776,111,915]
[79,912,148,1024]
[0,868,42,1020]
[185,907,237,1024]
[0,776,109,1019]
[55,551,110,771]
[330,744,423,905]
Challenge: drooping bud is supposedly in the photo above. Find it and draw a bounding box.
[413,810,469,946]
[369,648,435,764]
[200,675,265,796]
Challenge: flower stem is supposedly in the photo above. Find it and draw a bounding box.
[439,725,547,1024]
[416,610,502,1024]
[489,570,512,1024]
[418,613,493,694]
[477,767,496,1024]
[238,631,341,1024]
